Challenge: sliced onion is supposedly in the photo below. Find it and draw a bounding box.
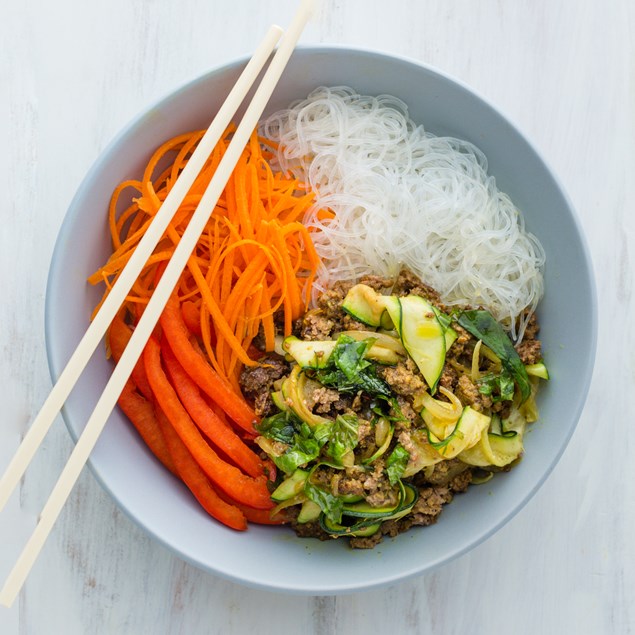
[336,330,406,354]
[471,339,483,381]
[419,388,463,422]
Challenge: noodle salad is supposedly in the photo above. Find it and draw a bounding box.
[93,87,549,544]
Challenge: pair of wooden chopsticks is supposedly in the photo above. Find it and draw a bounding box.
[0,0,316,608]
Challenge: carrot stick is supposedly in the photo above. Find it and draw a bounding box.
[216,489,289,526]
[154,406,247,531]
[159,294,258,433]
[108,311,153,401]
[161,338,265,479]
[143,337,272,510]
[181,300,203,337]
[117,382,177,476]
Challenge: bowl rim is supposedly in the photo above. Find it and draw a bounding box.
[45,44,598,594]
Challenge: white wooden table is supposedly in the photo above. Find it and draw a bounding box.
[0,1,632,632]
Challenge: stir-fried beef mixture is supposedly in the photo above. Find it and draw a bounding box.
[240,269,545,548]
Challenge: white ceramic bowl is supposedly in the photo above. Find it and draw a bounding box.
[46,47,597,594]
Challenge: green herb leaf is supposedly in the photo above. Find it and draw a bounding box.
[256,412,321,473]
[477,369,516,402]
[385,444,410,485]
[371,396,408,423]
[456,310,531,402]
[255,410,300,444]
[327,414,360,465]
[304,480,344,524]
[315,335,391,397]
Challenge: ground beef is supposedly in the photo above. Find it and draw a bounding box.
[456,374,492,412]
[445,324,473,360]
[379,357,427,396]
[521,311,540,340]
[362,460,400,507]
[299,309,335,341]
[448,470,473,493]
[392,269,444,307]
[239,355,290,416]
[395,396,419,427]
[491,400,512,418]
[355,420,375,457]
[290,519,331,541]
[304,383,351,415]
[420,458,471,487]
[410,486,454,524]
[358,274,394,292]
[333,472,366,498]
[515,338,542,365]
[438,364,459,391]
[316,280,355,319]
[349,531,384,549]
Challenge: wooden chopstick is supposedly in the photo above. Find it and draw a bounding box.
[0,0,316,608]
[0,27,283,518]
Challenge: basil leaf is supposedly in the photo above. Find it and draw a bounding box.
[315,335,391,397]
[274,435,320,474]
[304,480,344,524]
[255,410,300,444]
[477,369,516,402]
[386,444,410,486]
[257,412,321,473]
[456,310,531,402]
[327,414,359,465]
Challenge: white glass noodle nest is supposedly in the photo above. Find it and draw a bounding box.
[260,86,546,341]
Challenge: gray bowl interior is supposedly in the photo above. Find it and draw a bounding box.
[45,47,596,594]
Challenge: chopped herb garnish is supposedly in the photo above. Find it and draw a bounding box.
[456,310,531,402]
[386,444,410,485]
[326,414,360,465]
[314,335,391,397]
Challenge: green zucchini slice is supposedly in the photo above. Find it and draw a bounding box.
[342,284,388,327]
[396,295,446,392]
[271,469,309,502]
[425,406,491,458]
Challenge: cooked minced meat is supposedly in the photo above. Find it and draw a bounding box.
[304,382,352,415]
[515,338,542,365]
[394,396,419,427]
[239,355,290,416]
[299,309,335,341]
[391,269,445,308]
[456,374,492,412]
[419,458,471,487]
[438,364,459,391]
[316,280,354,320]
[379,357,427,396]
[240,268,543,549]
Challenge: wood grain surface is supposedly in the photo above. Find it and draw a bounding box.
[0,1,632,633]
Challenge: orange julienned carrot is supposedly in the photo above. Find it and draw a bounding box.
[181,300,203,337]
[91,126,326,389]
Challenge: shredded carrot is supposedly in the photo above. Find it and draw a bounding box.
[91,125,325,387]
